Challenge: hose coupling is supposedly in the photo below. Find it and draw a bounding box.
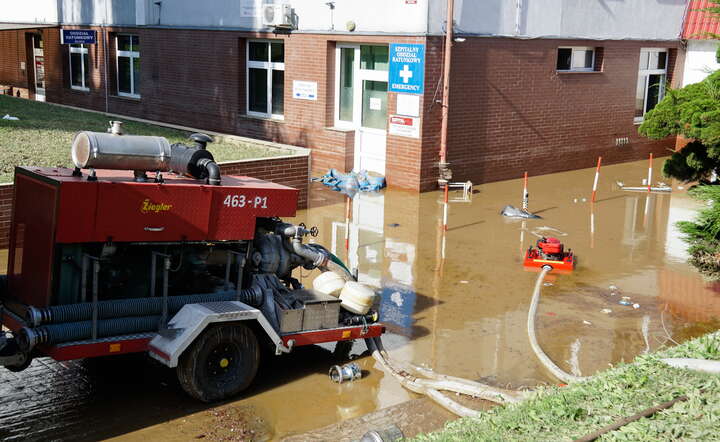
[329,362,362,383]
[17,327,47,352]
[25,306,49,327]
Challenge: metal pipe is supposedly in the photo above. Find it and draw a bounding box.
[198,158,221,185]
[438,0,455,186]
[92,259,99,340]
[161,256,169,327]
[81,255,88,303]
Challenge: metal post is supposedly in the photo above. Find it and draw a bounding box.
[150,253,157,297]
[522,171,529,212]
[647,153,653,193]
[591,156,602,203]
[161,256,170,327]
[226,250,247,301]
[224,251,233,290]
[92,259,100,340]
[236,256,245,301]
[438,0,455,186]
[81,254,89,303]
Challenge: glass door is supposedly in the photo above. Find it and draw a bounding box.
[32,34,45,101]
[335,44,389,175]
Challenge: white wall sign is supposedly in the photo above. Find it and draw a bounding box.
[292,80,318,100]
[389,115,419,138]
[369,97,382,110]
[241,0,262,17]
[396,93,420,117]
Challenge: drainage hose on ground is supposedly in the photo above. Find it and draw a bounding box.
[26,288,263,326]
[366,336,526,417]
[527,266,588,384]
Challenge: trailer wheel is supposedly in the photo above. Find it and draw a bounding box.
[177,323,259,402]
[4,353,31,372]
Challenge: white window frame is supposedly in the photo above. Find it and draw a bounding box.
[334,44,389,129]
[116,34,140,98]
[246,39,285,120]
[557,46,595,72]
[69,44,90,91]
[634,48,668,124]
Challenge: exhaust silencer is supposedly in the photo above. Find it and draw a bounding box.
[72,131,172,171]
[71,131,221,184]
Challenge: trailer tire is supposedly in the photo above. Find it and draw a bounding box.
[4,354,31,372]
[177,323,259,402]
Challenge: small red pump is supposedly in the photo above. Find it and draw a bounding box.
[523,237,575,273]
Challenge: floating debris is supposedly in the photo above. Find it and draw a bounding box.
[601,309,612,314]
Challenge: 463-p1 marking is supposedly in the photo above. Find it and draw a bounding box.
[223,194,268,209]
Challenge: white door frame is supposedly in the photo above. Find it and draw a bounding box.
[32,34,45,102]
[334,44,389,174]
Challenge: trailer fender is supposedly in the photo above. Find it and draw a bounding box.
[148,301,293,368]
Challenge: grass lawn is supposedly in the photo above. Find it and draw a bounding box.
[0,95,293,183]
[415,331,720,441]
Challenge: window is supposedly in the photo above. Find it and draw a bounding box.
[116,34,140,98]
[557,47,595,72]
[635,48,668,122]
[69,44,90,90]
[335,44,389,128]
[247,40,284,118]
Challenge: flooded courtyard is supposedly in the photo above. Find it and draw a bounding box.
[2,157,720,441]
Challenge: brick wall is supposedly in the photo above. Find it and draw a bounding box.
[0,154,309,248]
[1,27,683,193]
[438,37,683,187]
[31,27,427,190]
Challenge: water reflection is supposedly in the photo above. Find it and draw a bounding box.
[296,158,720,391]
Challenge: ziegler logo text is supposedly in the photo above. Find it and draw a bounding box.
[141,199,173,214]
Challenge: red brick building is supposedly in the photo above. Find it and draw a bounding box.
[0,1,689,191]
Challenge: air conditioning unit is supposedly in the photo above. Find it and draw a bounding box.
[263,4,293,28]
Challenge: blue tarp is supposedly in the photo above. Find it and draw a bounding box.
[313,169,386,196]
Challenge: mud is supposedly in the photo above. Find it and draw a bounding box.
[2,158,720,440]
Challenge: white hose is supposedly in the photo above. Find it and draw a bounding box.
[661,358,720,374]
[527,266,588,384]
[384,355,525,403]
[366,337,532,417]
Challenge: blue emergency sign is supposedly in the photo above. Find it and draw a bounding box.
[61,30,97,45]
[389,43,425,95]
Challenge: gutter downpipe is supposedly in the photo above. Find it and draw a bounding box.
[438,0,454,188]
[103,0,109,114]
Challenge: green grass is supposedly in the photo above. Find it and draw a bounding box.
[415,332,720,441]
[0,95,293,183]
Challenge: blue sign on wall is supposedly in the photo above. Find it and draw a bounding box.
[61,30,97,45]
[389,43,425,95]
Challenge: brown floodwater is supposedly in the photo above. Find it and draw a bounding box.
[2,158,720,440]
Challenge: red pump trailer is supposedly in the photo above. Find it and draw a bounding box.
[0,131,383,402]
